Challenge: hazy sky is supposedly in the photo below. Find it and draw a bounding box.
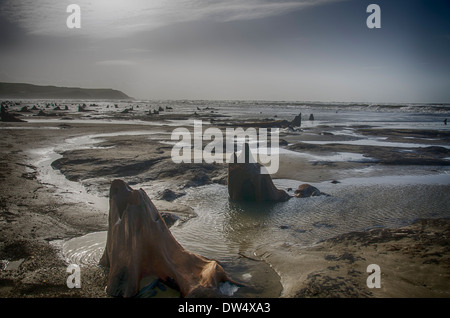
[0,0,449,103]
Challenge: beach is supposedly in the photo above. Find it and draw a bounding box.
[1,100,449,298]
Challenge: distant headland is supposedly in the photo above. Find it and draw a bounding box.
[0,82,132,100]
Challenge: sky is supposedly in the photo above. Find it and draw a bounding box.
[0,0,449,103]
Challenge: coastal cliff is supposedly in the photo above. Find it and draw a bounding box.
[0,82,132,100]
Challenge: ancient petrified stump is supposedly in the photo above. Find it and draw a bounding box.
[100,179,233,297]
[227,144,290,202]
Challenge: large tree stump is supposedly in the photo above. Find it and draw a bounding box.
[100,179,234,297]
[227,144,290,202]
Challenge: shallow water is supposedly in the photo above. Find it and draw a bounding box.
[61,173,450,297]
[29,146,109,211]
[62,231,106,266]
[170,177,450,257]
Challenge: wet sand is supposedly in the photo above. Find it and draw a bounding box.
[256,218,450,298]
[1,106,450,298]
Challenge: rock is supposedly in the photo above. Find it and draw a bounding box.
[99,180,237,297]
[279,139,288,146]
[211,174,227,185]
[309,114,315,121]
[160,212,180,228]
[58,123,72,129]
[184,171,210,188]
[294,184,321,198]
[227,143,291,202]
[157,189,186,202]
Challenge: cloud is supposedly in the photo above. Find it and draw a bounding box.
[95,59,137,66]
[0,0,343,39]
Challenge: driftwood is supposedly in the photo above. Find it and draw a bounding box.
[100,179,235,297]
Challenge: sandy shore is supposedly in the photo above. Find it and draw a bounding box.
[1,110,449,298]
[256,218,450,298]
